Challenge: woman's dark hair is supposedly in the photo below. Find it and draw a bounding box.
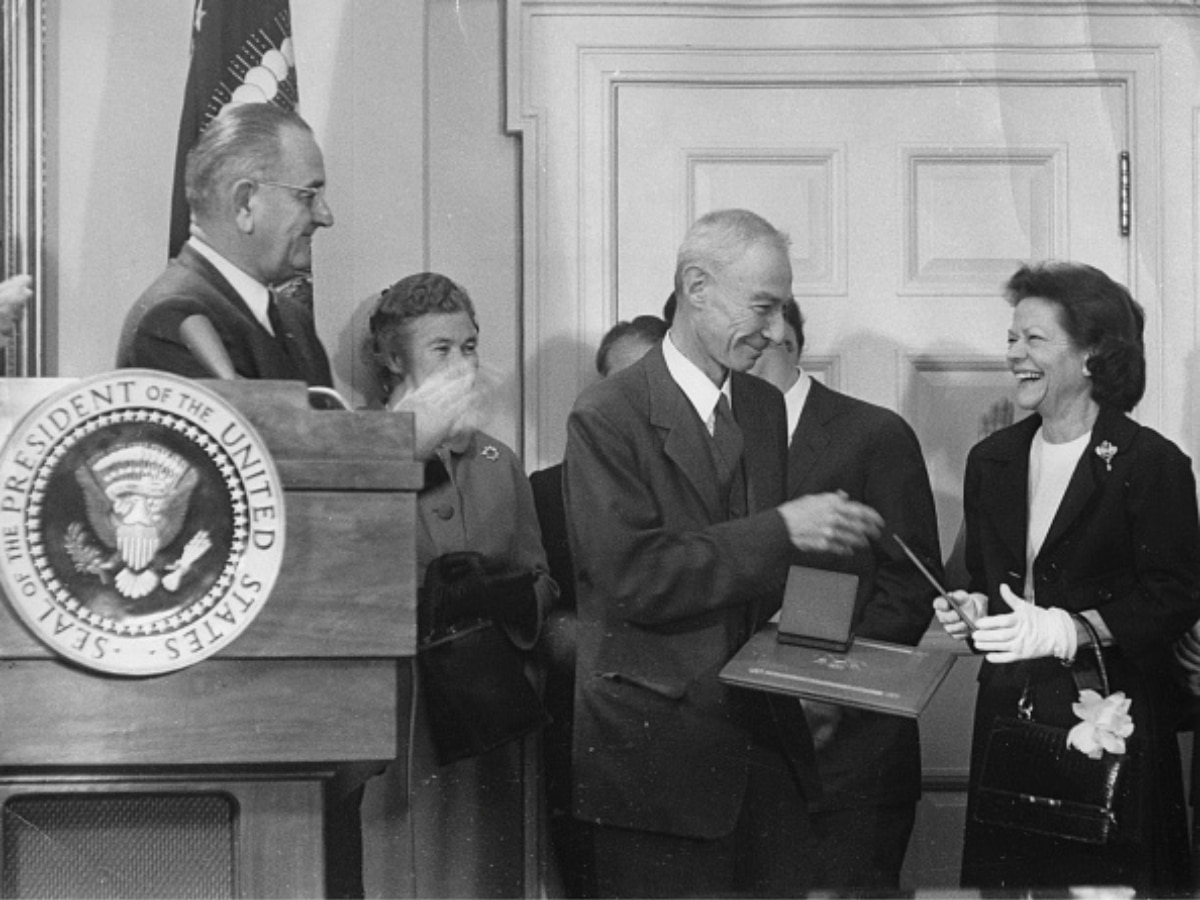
[1005,261,1145,412]
[595,315,668,376]
[368,272,478,400]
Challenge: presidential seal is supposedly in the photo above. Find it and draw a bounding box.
[0,370,285,675]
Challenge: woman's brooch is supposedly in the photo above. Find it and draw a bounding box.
[1094,440,1118,472]
[480,444,500,462]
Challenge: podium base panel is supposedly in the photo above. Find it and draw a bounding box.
[0,774,324,899]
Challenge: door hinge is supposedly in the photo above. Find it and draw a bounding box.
[1119,151,1131,237]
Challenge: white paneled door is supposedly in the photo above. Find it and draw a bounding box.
[615,77,1129,552]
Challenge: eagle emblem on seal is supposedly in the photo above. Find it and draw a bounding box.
[67,442,212,601]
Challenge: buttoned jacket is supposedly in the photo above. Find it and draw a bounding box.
[965,406,1200,676]
[564,343,812,839]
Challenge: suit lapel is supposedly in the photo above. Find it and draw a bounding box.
[1040,445,1098,554]
[787,379,834,493]
[644,346,725,521]
[977,416,1037,574]
[176,244,269,335]
[730,374,769,514]
[1040,407,1138,556]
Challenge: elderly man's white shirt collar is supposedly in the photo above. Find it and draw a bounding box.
[663,330,731,435]
[783,367,812,446]
[188,237,275,336]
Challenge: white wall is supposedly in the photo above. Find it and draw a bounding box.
[428,0,523,449]
[49,0,193,377]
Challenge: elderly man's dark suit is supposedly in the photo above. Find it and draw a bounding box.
[563,343,816,893]
[117,243,332,387]
[787,379,939,888]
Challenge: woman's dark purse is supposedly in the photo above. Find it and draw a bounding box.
[417,552,549,765]
[972,614,1140,845]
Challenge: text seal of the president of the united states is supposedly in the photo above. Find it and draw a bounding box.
[0,370,285,675]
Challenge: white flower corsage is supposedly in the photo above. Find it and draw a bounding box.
[1066,689,1134,758]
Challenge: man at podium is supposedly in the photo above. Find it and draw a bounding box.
[116,103,333,387]
[751,297,941,894]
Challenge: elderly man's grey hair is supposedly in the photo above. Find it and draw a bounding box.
[673,209,791,298]
[184,103,313,221]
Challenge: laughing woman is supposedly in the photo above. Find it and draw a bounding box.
[934,261,1200,892]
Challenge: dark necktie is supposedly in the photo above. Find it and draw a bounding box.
[712,394,746,518]
[267,290,300,372]
[267,290,287,342]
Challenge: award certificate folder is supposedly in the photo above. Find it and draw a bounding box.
[720,624,955,718]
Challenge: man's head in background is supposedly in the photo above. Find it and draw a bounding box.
[749,296,805,394]
[596,314,668,377]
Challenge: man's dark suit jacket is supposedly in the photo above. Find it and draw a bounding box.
[530,464,575,613]
[117,243,333,387]
[563,343,813,840]
[789,379,939,810]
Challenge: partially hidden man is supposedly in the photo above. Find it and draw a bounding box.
[118,102,333,387]
[752,297,941,893]
[563,208,883,898]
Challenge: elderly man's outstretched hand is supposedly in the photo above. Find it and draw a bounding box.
[778,490,882,555]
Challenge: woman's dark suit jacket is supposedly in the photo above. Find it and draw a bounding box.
[964,407,1200,668]
[960,405,1200,889]
[563,343,814,840]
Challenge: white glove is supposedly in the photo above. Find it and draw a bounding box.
[972,584,1077,664]
[933,590,986,641]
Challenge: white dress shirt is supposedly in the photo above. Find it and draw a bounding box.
[781,367,813,447]
[663,330,731,435]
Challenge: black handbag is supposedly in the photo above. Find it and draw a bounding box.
[972,614,1140,845]
[417,552,549,766]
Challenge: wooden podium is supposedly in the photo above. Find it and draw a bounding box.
[0,378,423,899]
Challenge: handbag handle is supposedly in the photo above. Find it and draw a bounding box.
[1070,611,1110,696]
[1016,611,1110,720]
